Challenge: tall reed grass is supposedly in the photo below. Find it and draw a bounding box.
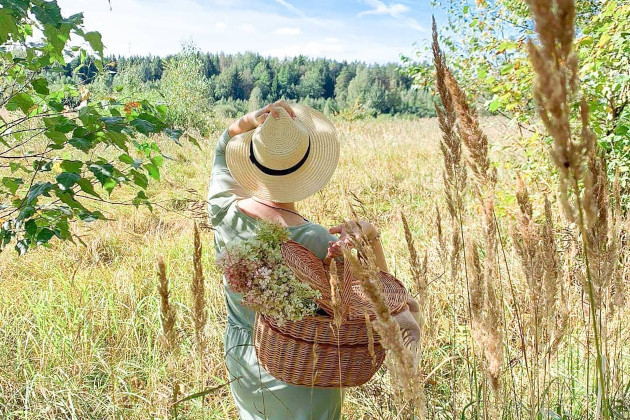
[0,2,628,416]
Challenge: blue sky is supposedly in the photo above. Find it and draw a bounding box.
[56,0,442,63]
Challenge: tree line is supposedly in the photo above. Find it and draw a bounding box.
[57,48,435,120]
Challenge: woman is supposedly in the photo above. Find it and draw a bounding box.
[207,101,404,419]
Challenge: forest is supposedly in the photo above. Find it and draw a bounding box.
[55,48,436,126]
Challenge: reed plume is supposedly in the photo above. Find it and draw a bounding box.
[612,169,627,308]
[192,222,207,355]
[525,0,624,416]
[432,17,467,287]
[401,211,427,332]
[436,25,503,394]
[342,221,426,418]
[157,256,177,352]
[512,178,562,332]
[511,177,568,411]
[364,310,377,367]
[328,259,343,328]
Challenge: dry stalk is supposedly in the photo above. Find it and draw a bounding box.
[438,30,504,395]
[526,1,621,415]
[311,329,320,387]
[432,17,467,286]
[436,205,448,268]
[192,222,207,355]
[364,310,377,367]
[342,221,426,418]
[401,212,427,310]
[328,260,343,328]
[158,256,177,352]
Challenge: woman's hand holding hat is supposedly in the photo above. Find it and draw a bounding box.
[229,100,296,137]
[225,102,339,203]
[254,100,296,126]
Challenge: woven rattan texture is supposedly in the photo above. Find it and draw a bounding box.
[251,240,409,387]
[254,314,386,387]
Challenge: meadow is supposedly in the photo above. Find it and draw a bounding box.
[3,110,627,419]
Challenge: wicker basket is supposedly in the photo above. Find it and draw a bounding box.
[253,240,409,388]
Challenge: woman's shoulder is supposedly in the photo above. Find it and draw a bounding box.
[290,222,336,260]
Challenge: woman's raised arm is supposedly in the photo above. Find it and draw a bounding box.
[207,101,297,225]
[228,100,296,137]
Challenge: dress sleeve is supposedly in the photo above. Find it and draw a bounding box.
[296,223,339,261]
[207,129,250,226]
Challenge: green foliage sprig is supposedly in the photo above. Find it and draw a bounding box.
[0,0,186,254]
[409,1,629,203]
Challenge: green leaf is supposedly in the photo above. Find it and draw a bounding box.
[79,210,105,223]
[56,172,80,191]
[57,191,86,210]
[45,130,67,145]
[33,160,53,172]
[187,134,201,150]
[84,31,104,56]
[31,77,50,95]
[0,9,18,44]
[488,99,500,112]
[2,177,23,195]
[69,137,93,152]
[76,178,101,199]
[144,163,160,181]
[89,163,114,184]
[25,219,37,237]
[7,92,34,114]
[25,182,53,206]
[150,155,163,167]
[101,116,125,131]
[118,154,135,165]
[36,228,55,245]
[105,131,129,152]
[164,128,182,145]
[132,190,150,209]
[614,124,628,136]
[131,118,156,134]
[132,170,148,189]
[60,160,83,174]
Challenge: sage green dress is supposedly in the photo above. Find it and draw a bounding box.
[207,130,344,420]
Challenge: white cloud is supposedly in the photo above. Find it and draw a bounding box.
[358,0,425,32]
[275,27,302,35]
[358,0,409,17]
[240,23,256,34]
[214,22,227,31]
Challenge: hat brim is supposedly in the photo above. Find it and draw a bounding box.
[225,104,339,203]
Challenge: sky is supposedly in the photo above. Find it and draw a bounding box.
[56,0,442,64]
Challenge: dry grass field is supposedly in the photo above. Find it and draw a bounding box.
[1,115,628,419]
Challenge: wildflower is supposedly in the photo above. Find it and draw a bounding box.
[217,221,321,325]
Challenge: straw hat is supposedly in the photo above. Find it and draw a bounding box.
[225,104,339,203]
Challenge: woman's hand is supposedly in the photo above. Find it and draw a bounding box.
[329,220,379,242]
[228,100,296,137]
[326,220,379,259]
[328,220,388,272]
